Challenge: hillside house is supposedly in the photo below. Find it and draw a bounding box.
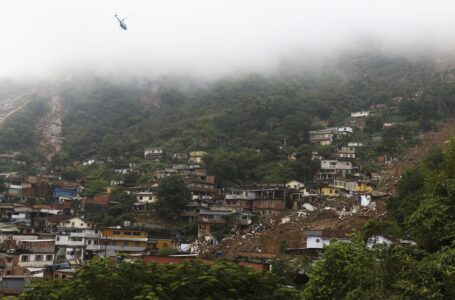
[135,191,157,203]
[286,180,304,190]
[320,186,341,197]
[189,151,208,164]
[348,142,363,147]
[305,230,351,249]
[223,189,255,212]
[337,127,354,136]
[16,240,55,270]
[319,160,354,179]
[144,148,163,161]
[52,188,79,201]
[350,111,370,118]
[337,146,356,159]
[58,217,92,230]
[309,128,336,145]
[55,229,100,262]
[100,227,148,255]
[250,186,286,216]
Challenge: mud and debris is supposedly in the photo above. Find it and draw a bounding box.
[194,196,387,260]
[35,95,63,160]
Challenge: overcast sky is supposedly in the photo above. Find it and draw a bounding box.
[1,0,455,79]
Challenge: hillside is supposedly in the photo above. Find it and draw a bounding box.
[1,50,455,183]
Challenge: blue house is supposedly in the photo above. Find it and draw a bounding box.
[53,188,78,199]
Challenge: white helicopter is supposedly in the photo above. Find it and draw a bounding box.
[115,13,129,30]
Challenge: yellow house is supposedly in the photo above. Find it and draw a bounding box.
[320,186,341,197]
[100,228,148,253]
[189,151,208,164]
[104,186,116,194]
[356,181,374,193]
[151,238,179,251]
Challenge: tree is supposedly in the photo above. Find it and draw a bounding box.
[19,259,302,300]
[84,179,109,197]
[156,174,191,218]
[303,238,381,300]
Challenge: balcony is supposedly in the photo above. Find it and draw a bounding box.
[18,260,53,268]
[198,217,225,224]
[103,246,147,252]
[71,232,100,239]
[86,244,101,251]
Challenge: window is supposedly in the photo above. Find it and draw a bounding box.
[46,255,53,261]
[133,231,141,236]
[135,241,140,247]
[113,230,120,235]
[124,231,131,236]
[72,222,75,226]
[56,236,60,241]
[21,255,29,262]
[123,241,129,246]
[80,223,84,226]
[35,255,43,262]
[94,240,99,245]
[112,240,117,246]
[6,257,12,263]
[87,240,92,245]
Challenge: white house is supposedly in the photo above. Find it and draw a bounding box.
[320,160,353,171]
[337,127,354,135]
[286,180,304,190]
[135,191,158,203]
[351,111,370,118]
[305,230,351,249]
[58,217,92,229]
[144,148,163,160]
[55,229,100,262]
[348,142,364,147]
[337,146,356,159]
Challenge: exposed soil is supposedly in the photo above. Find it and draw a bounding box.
[35,95,64,160]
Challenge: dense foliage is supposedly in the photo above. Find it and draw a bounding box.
[0,98,50,152]
[40,51,453,184]
[388,140,455,252]
[303,239,455,299]
[156,174,191,218]
[19,259,301,300]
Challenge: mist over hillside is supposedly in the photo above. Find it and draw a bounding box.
[1,48,455,185]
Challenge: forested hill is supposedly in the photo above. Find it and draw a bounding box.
[1,50,455,182]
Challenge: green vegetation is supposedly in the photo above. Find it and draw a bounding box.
[155,174,191,219]
[34,52,449,184]
[19,259,301,300]
[0,98,50,152]
[303,239,455,299]
[90,190,136,226]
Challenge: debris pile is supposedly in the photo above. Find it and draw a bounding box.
[196,198,383,259]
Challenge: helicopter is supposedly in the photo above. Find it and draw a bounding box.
[115,13,128,30]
